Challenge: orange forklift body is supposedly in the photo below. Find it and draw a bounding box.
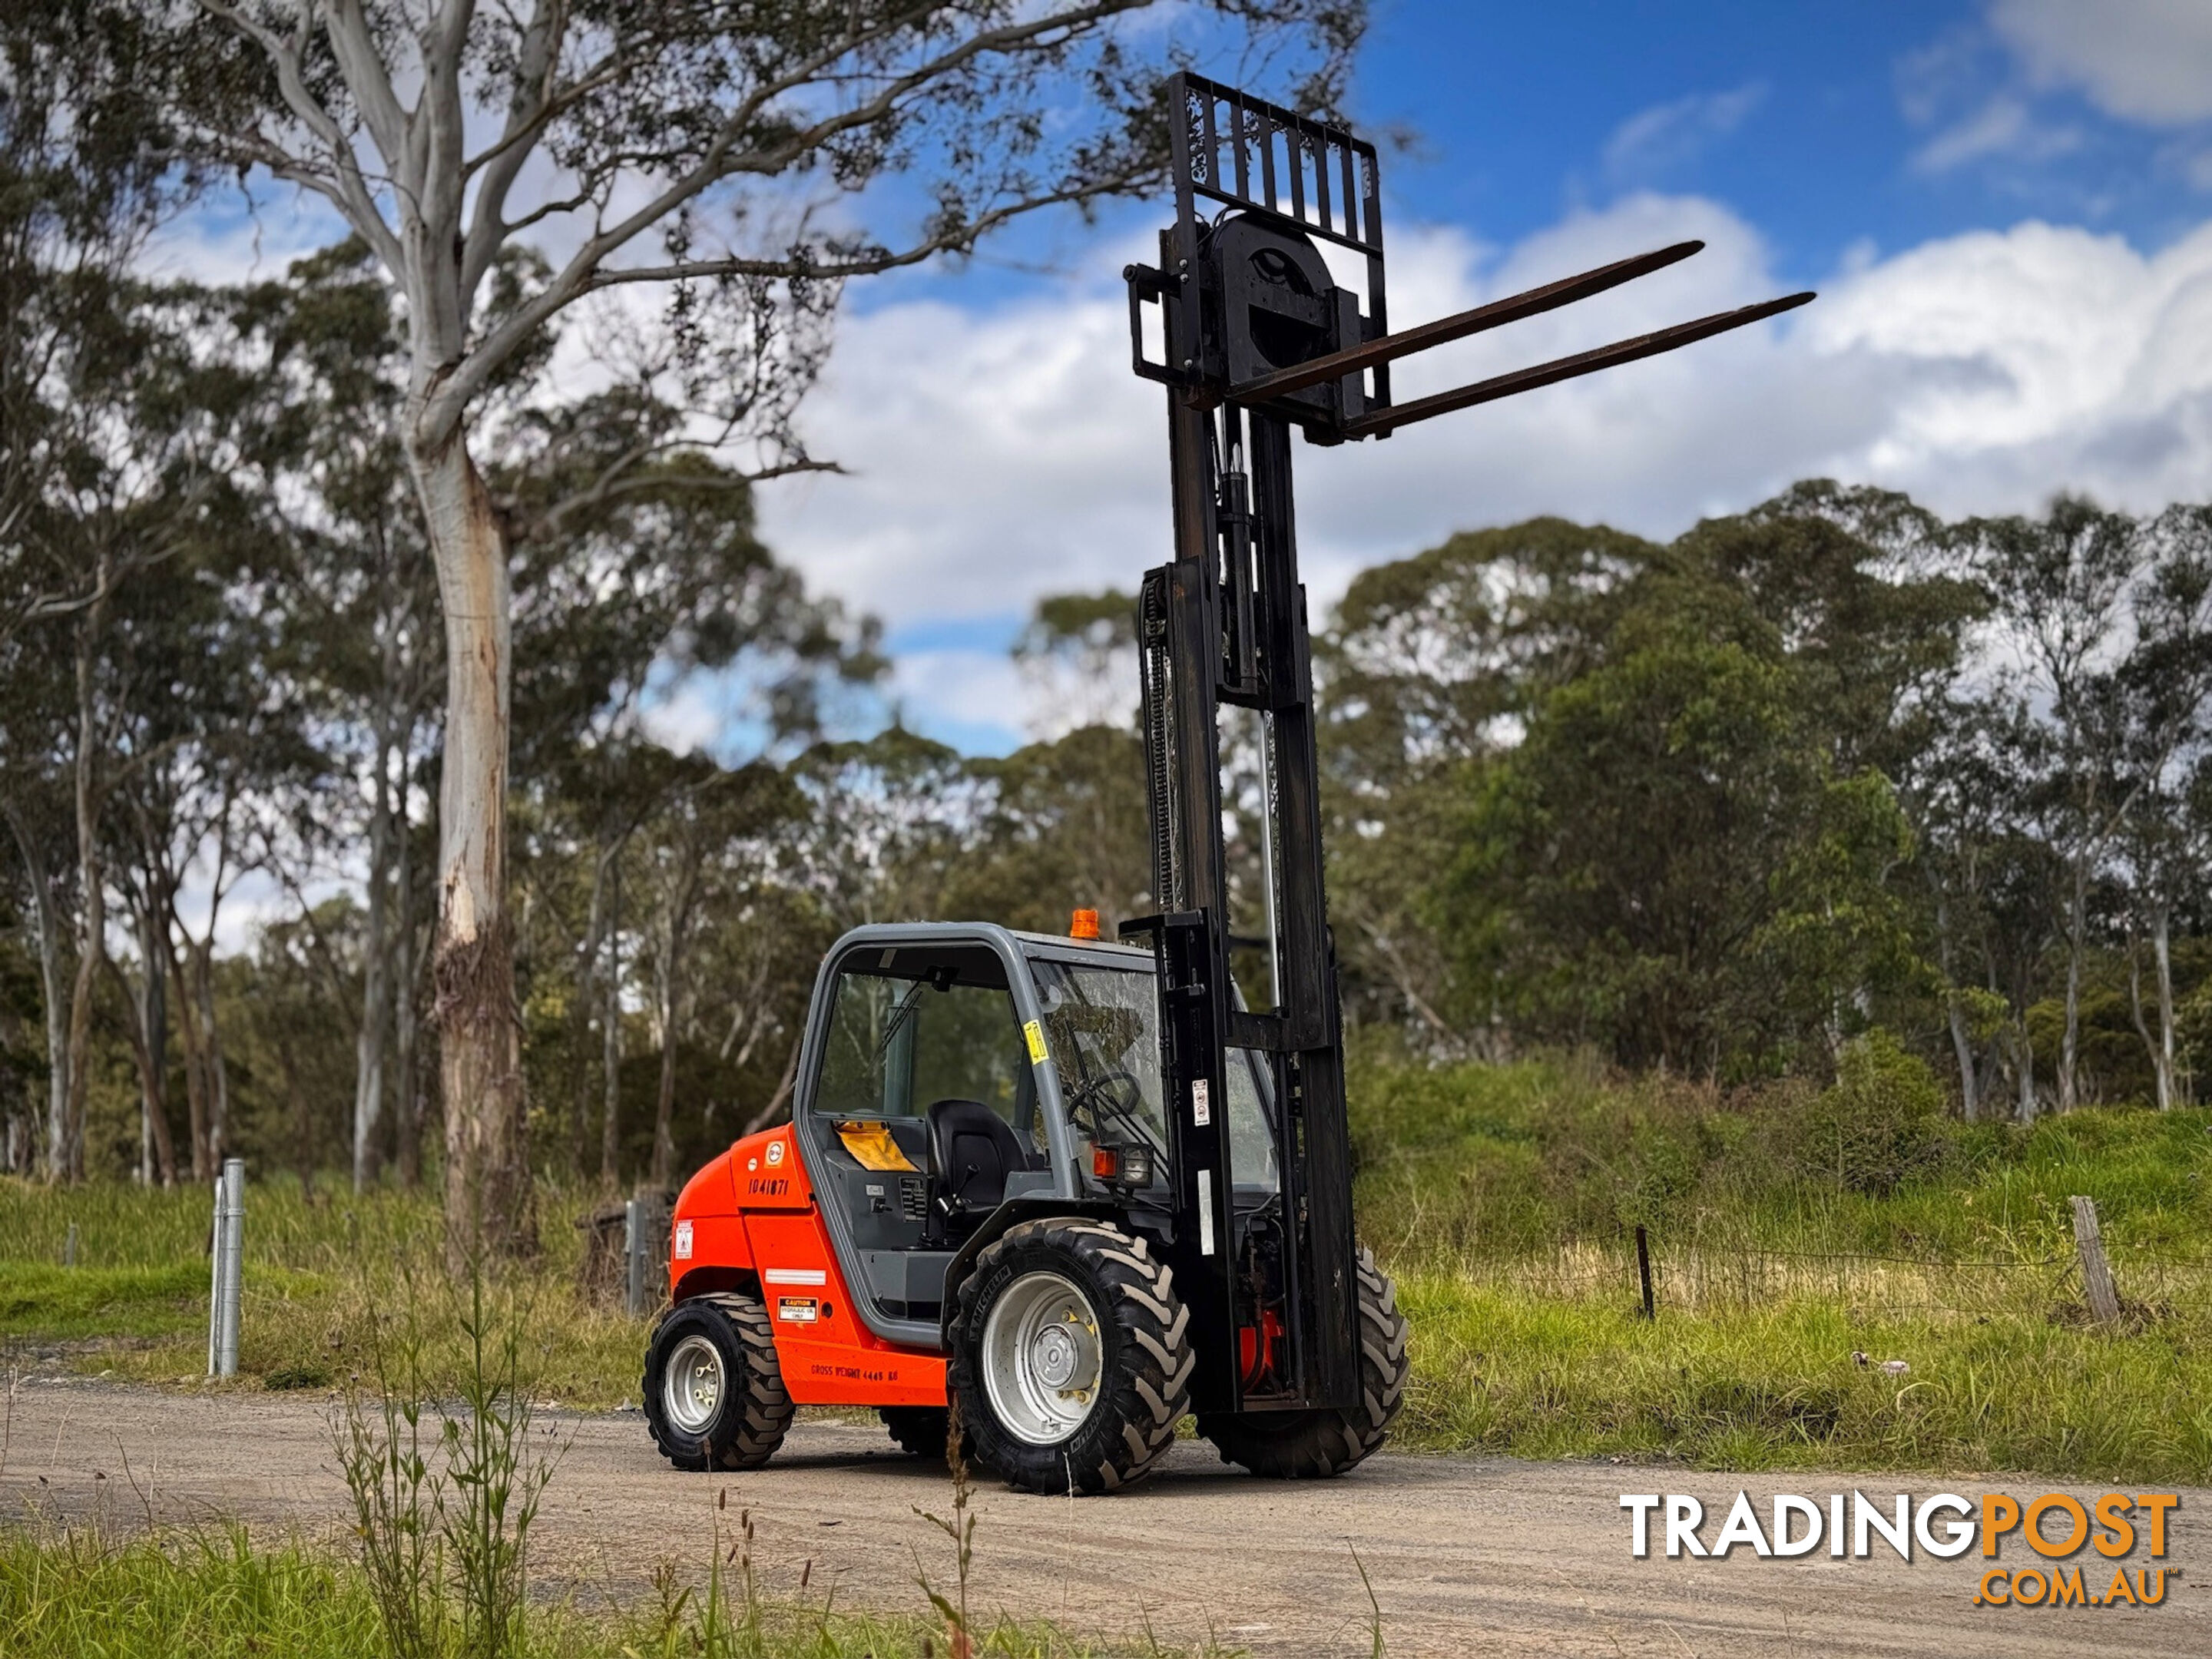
[667,1124,948,1409]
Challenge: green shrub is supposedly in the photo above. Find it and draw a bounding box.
[1795,1028,1950,1196]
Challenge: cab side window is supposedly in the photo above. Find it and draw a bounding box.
[814,962,1028,1131]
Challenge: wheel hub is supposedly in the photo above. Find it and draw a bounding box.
[1029,1320,1083,1389]
[662,1333,725,1435]
[980,1271,1104,1445]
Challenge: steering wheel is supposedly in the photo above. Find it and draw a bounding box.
[1061,1068,1151,1144]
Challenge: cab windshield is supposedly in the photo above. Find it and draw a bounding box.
[1028,957,1279,1192]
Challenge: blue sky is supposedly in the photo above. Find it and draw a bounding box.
[853,0,2212,322]
[737,0,2212,755]
[1357,1,2207,273]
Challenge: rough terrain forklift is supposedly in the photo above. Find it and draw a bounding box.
[641,75,1811,1493]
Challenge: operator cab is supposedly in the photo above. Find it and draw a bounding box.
[796,925,1276,1336]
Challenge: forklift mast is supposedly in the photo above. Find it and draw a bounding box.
[1119,74,1813,1418]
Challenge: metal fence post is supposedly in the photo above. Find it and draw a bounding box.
[624,1197,643,1319]
[210,1158,245,1377]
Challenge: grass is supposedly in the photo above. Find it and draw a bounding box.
[1352,1047,2212,1484]
[0,1180,645,1401]
[5,1045,2212,1485]
[0,1524,1233,1658]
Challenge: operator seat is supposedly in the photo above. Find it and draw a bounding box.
[926,1098,1029,1237]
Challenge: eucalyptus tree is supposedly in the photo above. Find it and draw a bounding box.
[1317,518,1661,1046]
[237,239,443,1191]
[634,757,804,1187]
[170,0,1362,1257]
[1,2,214,1178]
[2105,505,2212,1110]
[793,726,981,932]
[104,545,286,1189]
[502,386,882,1184]
[1961,499,2212,1114]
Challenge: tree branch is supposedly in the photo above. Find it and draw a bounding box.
[416,0,1147,444]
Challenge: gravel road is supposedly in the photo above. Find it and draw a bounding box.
[2,1377,2203,1657]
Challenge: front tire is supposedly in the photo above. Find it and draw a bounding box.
[949,1218,1192,1495]
[642,1293,793,1472]
[1200,1245,1408,1479]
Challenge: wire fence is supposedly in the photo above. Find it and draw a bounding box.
[1396,1214,2212,1326]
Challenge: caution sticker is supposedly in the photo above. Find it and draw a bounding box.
[777,1296,820,1323]
[1023,1019,1048,1064]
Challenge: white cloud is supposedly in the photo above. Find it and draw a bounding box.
[1991,0,2212,126]
[1603,84,1766,183]
[141,190,349,286]
[753,192,2212,744]
[886,650,1032,739]
[1910,94,2081,173]
[141,169,2212,754]
[752,240,1167,633]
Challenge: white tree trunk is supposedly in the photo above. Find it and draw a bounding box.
[570,843,611,1175]
[353,725,394,1193]
[393,739,423,1187]
[601,852,623,1187]
[193,941,231,1161]
[2058,850,2088,1113]
[651,860,700,1190]
[2,805,71,1174]
[1936,899,1979,1121]
[409,435,534,1262]
[2154,904,2177,1108]
[61,601,109,1183]
[129,872,177,1187]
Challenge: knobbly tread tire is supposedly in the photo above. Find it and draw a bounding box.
[949,1217,1194,1495]
[1199,1244,1408,1479]
[879,1406,952,1461]
[641,1292,793,1472]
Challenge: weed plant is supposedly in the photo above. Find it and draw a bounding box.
[0,1523,1233,1657]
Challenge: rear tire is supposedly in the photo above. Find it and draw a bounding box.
[949,1218,1192,1495]
[1200,1245,1408,1479]
[879,1405,952,1460]
[642,1293,793,1472]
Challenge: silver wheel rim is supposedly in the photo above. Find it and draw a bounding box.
[981,1270,1104,1446]
[662,1333,726,1435]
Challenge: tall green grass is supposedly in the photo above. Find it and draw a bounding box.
[0,1177,642,1401]
[7,1047,2212,1484]
[1350,1047,2212,1482]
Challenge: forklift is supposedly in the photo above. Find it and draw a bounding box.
[640,74,1812,1493]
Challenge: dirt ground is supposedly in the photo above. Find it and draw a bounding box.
[1,1376,2204,1657]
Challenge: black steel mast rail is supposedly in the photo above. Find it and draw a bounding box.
[1344,289,1816,439]
[1225,238,1705,406]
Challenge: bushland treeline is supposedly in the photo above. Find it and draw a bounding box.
[7,22,2211,1199]
[8,369,2210,1197]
